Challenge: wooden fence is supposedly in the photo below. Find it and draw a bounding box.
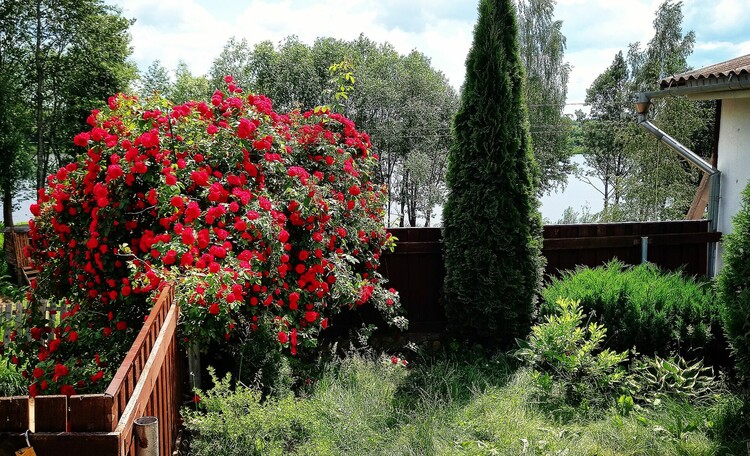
[379,221,720,333]
[0,284,181,456]
[2,300,71,346]
[3,227,38,285]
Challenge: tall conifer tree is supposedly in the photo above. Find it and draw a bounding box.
[442,0,543,347]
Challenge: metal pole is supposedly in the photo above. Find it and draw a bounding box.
[641,237,648,264]
[135,416,159,456]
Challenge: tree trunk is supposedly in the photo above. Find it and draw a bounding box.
[35,0,45,191]
[3,182,14,228]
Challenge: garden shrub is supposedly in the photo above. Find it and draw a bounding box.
[443,0,543,348]
[717,181,750,381]
[542,260,726,365]
[9,78,404,396]
[516,298,629,415]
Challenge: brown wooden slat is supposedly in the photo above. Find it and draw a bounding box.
[34,395,67,432]
[543,231,721,250]
[69,395,109,432]
[392,241,442,254]
[115,301,179,456]
[0,397,28,432]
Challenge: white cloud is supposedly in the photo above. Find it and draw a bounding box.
[110,0,750,108]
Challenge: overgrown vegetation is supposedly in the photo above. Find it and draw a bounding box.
[542,260,726,365]
[184,348,744,455]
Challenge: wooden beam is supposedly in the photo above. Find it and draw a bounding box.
[114,302,179,456]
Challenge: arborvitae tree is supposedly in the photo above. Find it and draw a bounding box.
[718,182,750,380]
[442,0,543,347]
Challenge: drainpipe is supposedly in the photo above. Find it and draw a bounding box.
[635,93,721,277]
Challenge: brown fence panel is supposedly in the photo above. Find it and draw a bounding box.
[380,221,719,333]
[380,228,445,332]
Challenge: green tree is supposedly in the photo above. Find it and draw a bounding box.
[172,61,211,103]
[28,0,136,189]
[140,59,172,98]
[623,0,712,221]
[442,0,543,347]
[0,0,34,227]
[717,182,750,380]
[579,52,636,221]
[577,0,714,222]
[515,0,572,194]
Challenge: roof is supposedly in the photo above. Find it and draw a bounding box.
[660,54,750,89]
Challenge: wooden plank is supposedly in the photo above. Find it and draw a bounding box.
[106,285,173,399]
[543,231,721,251]
[115,302,179,456]
[0,397,28,432]
[0,432,118,456]
[69,395,111,432]
[34,395,67,432]
[392,241,442,254]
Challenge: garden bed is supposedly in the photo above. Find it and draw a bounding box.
[0,285,181,456]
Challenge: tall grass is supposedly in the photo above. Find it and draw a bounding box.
[184,352,739,455]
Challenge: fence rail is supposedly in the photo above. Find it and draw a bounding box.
[379,221,719,333]
[0,284,181,456]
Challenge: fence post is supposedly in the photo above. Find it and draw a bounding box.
[188,343,202,390]
[641,236,648,264]
[134,416,158,456]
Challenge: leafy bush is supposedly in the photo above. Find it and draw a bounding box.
[625,355,719,405]
[0,359,25,397]
[517,298,628,414]
[717,182,750,380]
[9,79,403,396]
[542,260,726,364]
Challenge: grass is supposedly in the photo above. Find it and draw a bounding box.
[0,359,25,397]
[183,351,747,455]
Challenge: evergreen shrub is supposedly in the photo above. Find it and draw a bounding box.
[442,0,543,348]
[718,182,750,380]
[542,260,726,365]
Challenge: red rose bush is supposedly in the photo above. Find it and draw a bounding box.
[10,77,404,396]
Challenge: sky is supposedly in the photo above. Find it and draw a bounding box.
[15,0,750,223]
[106,0,750,114]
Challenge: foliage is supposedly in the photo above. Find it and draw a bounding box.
[183,367,312,456]
[717,181,750,381]
[0,0,35,227]
[0,0,136,227]
[579,0,714,222]
[515,0,573,194]
[0,359,25,397]
[209,35,458,227]
[517,298,629,413]
[9,81,403,396]
[542,260,726,365]
[443,0,543,348]
[184,351,735,455]
[625,355,719,405]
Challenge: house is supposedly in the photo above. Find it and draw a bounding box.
[636,53,750,274]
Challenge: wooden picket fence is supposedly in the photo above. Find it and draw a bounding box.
[0,284,181,456]
[2,300,70,346]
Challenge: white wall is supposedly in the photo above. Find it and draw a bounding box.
[715,97,750,272]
